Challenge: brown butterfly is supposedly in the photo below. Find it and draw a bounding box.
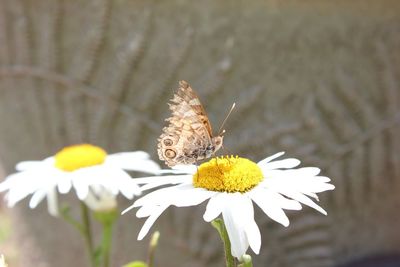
[157,80,227,167]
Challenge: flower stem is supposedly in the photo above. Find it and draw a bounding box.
[211,218,235,267]
[94,209,118,267]
[100,220,113,267]
[80,203,96,267]
[60,206,84,234]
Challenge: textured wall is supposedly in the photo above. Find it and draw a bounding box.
[0,0,400,266]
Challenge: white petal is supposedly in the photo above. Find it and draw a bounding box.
[315,176,331,183]
[222,194,252,259]
[6,179,37,207]
[297,167,321,176]
[134,184,213,208]
[136,205,160,218]
[57,175,72,194]
[71,165,125,199]
[134,175,192,190]
[106,152,160,174]
[257,152,285,166]
[6,190,30,207]
[245,218,261,255]
[170,186,215,207]
[121,203,136,215]
[203,193,226,222]
[109,151,150,160]
[263,176,334,194]
[279,190,327,215]
[266,167,321,179]
[134,181,193,207]
[249,189,290,227]
[249,186,302,211]
[29,189,47,208]
[0,176,18,192]
[171,164,197,174]
[137,205,169,240]
[150,164,197,175]
[2,169,48,193]
[133,185,182,207]
[72,176,89,200]
[304,192,319,200]
[139,178,191,191]
[119,180,141,199]
[97,166,141,197]
[258,158,301,171]
[15,160,43,171]
[46,188,59,216]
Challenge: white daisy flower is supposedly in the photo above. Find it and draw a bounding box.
[123,152,334,259]
[0,255,7,267]
[0,144,160,216]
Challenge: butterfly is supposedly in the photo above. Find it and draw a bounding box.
[157,80,225,167]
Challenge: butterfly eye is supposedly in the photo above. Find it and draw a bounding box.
[165,149,176,159]
[163,138,174,146]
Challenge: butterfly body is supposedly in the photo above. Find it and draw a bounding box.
[157,80,223,167]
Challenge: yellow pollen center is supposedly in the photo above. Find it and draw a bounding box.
[193,156,263,193]
[54,144,107,172]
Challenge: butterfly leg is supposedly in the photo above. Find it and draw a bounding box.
[220,145,234,166]
[214,156,224,175]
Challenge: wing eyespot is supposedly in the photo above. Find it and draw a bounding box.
[163,138,174,146]
[164,149,177,159]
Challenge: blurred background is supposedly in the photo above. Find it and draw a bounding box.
[0,0,400,266]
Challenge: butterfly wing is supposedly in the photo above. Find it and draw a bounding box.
[174,80,213,135]
[157,80,215,166]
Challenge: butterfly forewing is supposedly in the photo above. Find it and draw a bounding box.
[157,80,223,167]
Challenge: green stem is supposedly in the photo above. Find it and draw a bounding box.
[100,220,113,267]
[94,209,118,267]
[61,206,84,235]
[212,218,235,267]
[80,203,96,267]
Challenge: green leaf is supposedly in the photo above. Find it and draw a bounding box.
[122,261,148,267]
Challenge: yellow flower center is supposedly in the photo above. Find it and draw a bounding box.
[193,156,263,193]
[54,144,107,172]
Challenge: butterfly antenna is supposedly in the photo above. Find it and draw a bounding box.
[217,103,236,136]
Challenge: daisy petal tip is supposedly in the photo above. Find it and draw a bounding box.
[316,206,328,215]
[121,205,135,215]
[202,214,213,222]
[137,226,152,241]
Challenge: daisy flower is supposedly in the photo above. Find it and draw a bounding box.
[0,255,6,267]
[0,144,160,216]
[123,152,334,259]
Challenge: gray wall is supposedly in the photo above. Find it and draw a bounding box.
[0,1,400,266]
